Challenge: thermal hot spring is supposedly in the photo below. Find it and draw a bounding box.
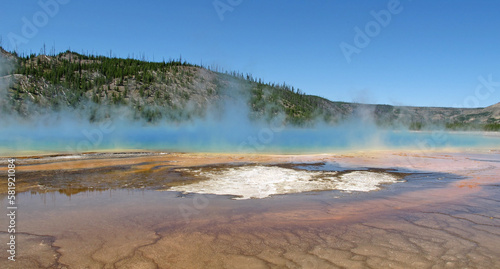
[170,164,404,199]
[1,151,500,268]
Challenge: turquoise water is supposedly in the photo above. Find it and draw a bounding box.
[1,119,499,156]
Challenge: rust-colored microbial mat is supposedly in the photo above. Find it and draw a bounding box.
[1,151,499,268]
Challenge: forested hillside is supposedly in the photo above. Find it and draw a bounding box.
[1,47,499,130]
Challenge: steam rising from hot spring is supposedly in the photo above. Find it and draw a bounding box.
[1,102,499,155]
[1,53,500,156]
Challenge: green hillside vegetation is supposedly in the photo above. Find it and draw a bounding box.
[1,47,499,130]
[1,48,341,125]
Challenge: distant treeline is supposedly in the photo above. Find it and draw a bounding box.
[1,46,499,130]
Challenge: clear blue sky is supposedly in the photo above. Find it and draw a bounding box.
[1,0,500,108]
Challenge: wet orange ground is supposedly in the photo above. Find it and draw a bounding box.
[0,150,499,268]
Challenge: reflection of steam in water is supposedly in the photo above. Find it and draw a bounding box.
[170,165,403,199]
